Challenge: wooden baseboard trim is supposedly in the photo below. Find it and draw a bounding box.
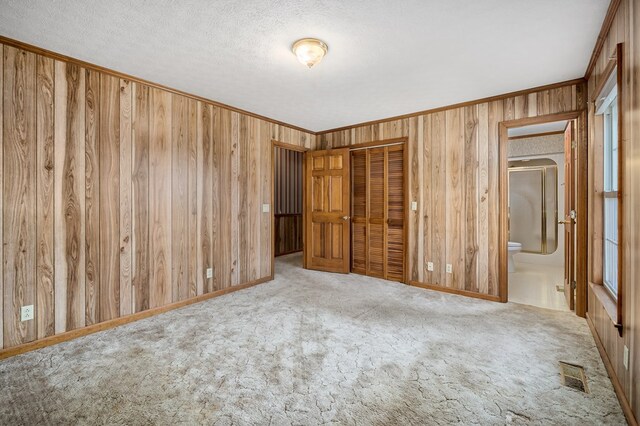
[0,276,272,361]
[408,280,502,302]
[586,313,638,426]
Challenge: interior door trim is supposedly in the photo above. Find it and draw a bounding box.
[498,110,587,317]
[271,140,309,277]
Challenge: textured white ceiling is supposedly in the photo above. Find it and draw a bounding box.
[0,0,608,132]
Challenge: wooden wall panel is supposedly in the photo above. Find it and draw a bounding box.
[0,40,314,353]
[0,44,4,347]
[248,118,260,280]
[132,83,150,313]
[35,55,55,339]
[187,99,198,297]
[85,69,100,324]
[3,46,36,346]
[171,94,189,302]
[98,74,120,321]
[54,60,85,332]
[148,88,171,308]
[230,112,240,286]
[319,81,580,300]
[119,79,132,316]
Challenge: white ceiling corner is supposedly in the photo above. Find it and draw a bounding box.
[0,0,609,132]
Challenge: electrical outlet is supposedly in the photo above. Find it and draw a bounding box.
[262,203,270,213]
[21,305,34,322]
[411,201,418,211]
[624,345,629,370]
[206,268,213,279]
[446,264,453,274]
[427,262,434,272]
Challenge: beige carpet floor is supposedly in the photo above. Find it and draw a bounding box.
[0,253,625,425]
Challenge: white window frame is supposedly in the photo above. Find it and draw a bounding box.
[596,76,619,299]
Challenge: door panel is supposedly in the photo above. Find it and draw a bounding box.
[305,148,351,273]
[387,146,405,282]
[563,122,575,310]
[350,144,406,282]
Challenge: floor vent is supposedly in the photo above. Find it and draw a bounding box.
[559,361,589,393]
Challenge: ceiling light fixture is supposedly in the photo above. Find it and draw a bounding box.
[292,38,328,69]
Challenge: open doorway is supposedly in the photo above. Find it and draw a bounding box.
[499,112,587,316]
[272,141,306,274]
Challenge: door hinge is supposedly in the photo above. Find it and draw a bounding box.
[571,280,577,290]
[571,140,577,149]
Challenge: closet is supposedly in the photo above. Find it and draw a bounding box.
[350,143,406,282]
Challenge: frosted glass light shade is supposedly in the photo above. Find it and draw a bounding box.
[292,38,328,69]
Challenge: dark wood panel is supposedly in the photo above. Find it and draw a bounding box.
[3,46,36,347]
[274,215,303,256]
[98,73,120,321]
[171,94,189,301]
[35,54,55,339]
[274,146,303,257]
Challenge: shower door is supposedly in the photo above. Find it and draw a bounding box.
[508,164,558,255]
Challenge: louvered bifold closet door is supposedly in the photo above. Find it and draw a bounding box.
[367,148,386,278]
[386,146,405,281]
[351,150,367,275]
[350,145,405,282]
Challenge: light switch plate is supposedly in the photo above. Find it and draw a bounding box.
[411,201,418,211]
[206,268,213,279]
[446,264,453,274]
[21,305,34,322]
[262,203,270,213]
[427,262,434,272]
[624,345,629,370]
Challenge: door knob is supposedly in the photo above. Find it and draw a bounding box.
[342,216,350,221]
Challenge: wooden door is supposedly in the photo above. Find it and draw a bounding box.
[304,148,351,273]
[351,144,405,282]
[563,121,576,310]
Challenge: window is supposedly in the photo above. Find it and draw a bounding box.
[599,82,619,298]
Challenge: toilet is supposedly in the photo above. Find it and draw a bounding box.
[508,241,522,273]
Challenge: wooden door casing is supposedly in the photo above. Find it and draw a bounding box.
[563,121,576,310]
[304,148,351,273]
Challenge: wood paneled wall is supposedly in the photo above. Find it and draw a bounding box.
[319,82,585,300]
[0,43,316,350]
[586,0,640,422]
